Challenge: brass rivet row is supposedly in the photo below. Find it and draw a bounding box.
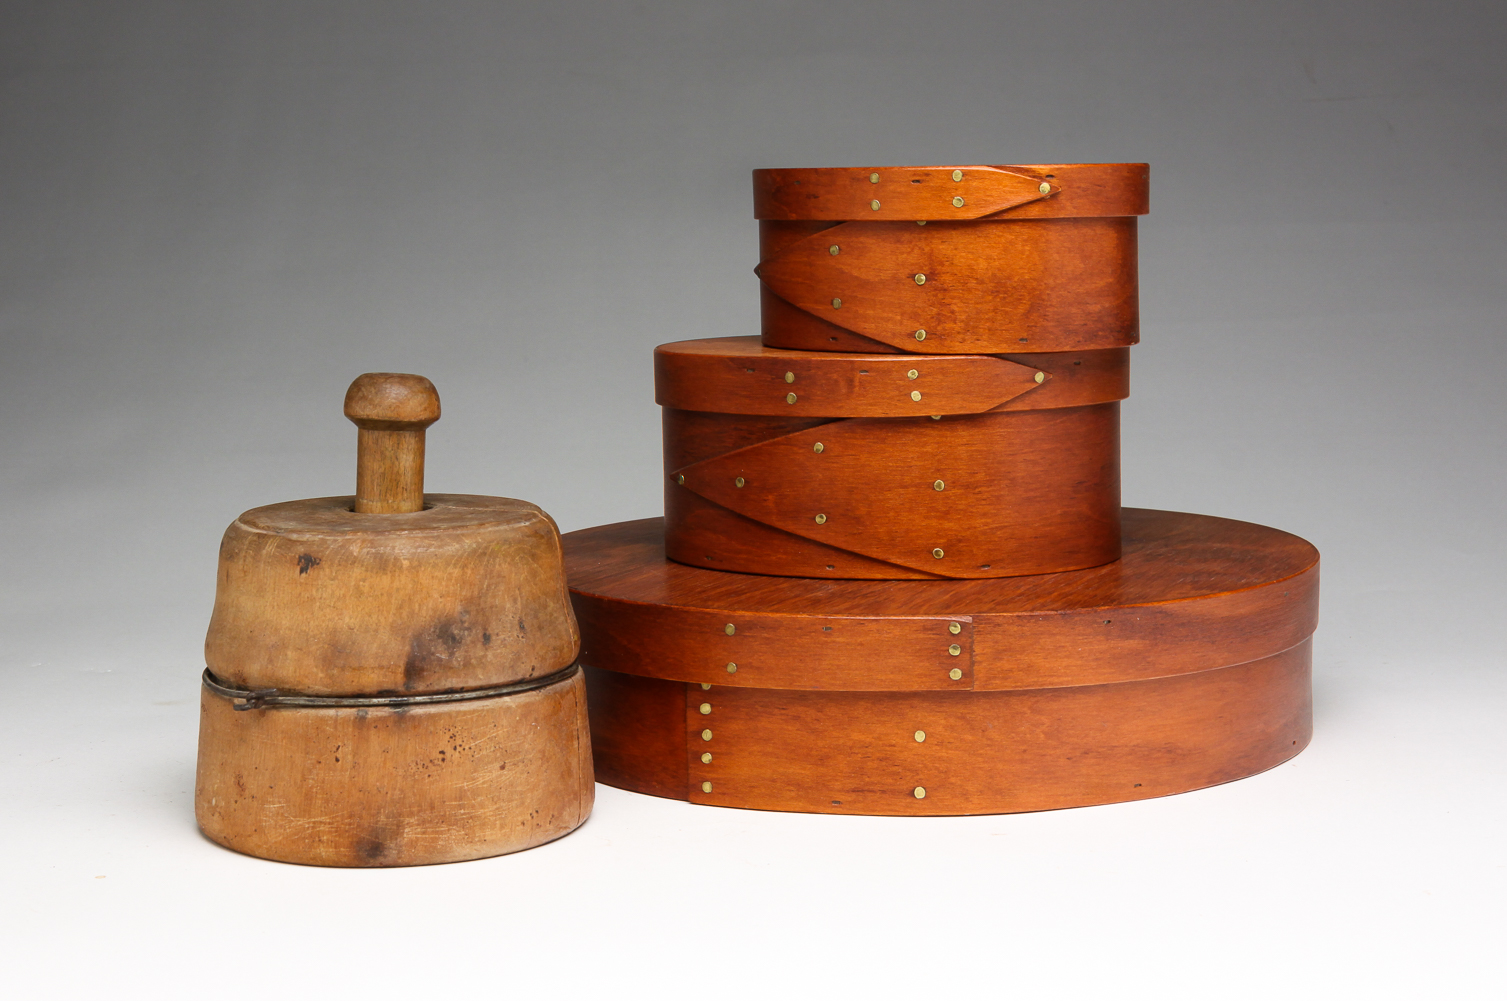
[916,220,927,226]
[1034,371,1045,384]
[832,297,842,309]
[870,172,879,183]
[914,329,927,341]
[948,644,962,656]
[932,548,945,558]
[725,623,736,635]
[907,369,919,380]
[951,169,963,182]
[933,479,945,491]
[1038,181,1051,194]
[952,196,965,208]
[815,513,827,525]
[829,245,840,255]
[914,273,927,285]
[676,474,685,485]
[786,392,797,404]
[726,662,737,673]
[948,668,963,681]
[812,442,825,453]
[915,730,927,742]
[910,390,922,402]
[735,476,745,488]
[930,415,942,420]
[698,652,718,789]
[784,371,795,383]
[914,787,927,799]
[870,199,881,211]
[949,622,962,635]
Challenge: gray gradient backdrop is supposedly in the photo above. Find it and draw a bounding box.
[3,1,1503,996]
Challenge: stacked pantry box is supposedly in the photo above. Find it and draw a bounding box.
[563,164,1318,816]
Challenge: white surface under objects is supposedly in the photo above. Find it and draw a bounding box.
[3,607,1504,999]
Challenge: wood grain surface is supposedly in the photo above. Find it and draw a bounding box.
[584,668,686,799]
[583,640,1309,816]
[659,337,1129,413]
[758,217,1138,354]
[752,163,1149,221]
[195,669,593,866]
[655,336,1045,417]
[664,402,1121,579]
[566,509,1319,691]
[343,373,441,514]
[205,494,580,694]
[198,373,593,866]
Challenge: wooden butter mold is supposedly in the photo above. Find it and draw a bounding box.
[195,374,593,866]
[659,336,1126,579]
[566,510,1317,816]
[754,163,1148,355]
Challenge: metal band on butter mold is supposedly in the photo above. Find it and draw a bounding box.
[201,663,580,711]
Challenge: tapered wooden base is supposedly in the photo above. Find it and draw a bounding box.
[195,670,594,866]
[563,509,1318,816]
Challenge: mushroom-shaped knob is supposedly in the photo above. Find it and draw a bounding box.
[344,373,441,513]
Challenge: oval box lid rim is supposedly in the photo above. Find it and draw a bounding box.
[752,162,1149,220]
[565,510,1318,692]
[568,510,1317,616]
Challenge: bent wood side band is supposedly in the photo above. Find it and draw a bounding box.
[571,565,1317,692]
[654,337,1130,416]
[575,600,981,693]
[585,668,687,799]
[586,640,1311,817]
[752,163,1150,221]
[563,510,1320,691]
[195,670,593,867]
[657,341,1043,417]
[664,403,1121,579]
[758,217,1138,354]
